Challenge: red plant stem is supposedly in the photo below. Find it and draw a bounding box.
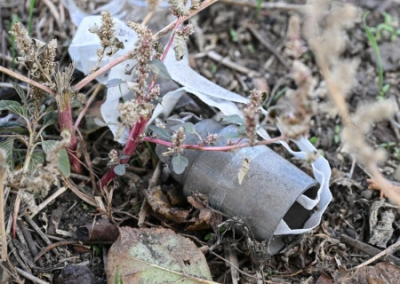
[58,95,82,173]
[160,17,183,62]
[98,18,184,188]
[97,1,220,188]
[143,135,285,151]
[98,118,148,188]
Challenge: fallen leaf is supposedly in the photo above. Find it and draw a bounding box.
[145,186,190,223]
[106,227,216,283]
[334,262,400,284]
[186,192,222,231]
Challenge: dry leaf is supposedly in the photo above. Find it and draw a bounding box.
[334,262,400,284]
[186,192,222,231]
[107,227,215,283]
[145,186,190,223]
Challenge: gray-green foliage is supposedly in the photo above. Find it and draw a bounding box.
[0,85,70,176]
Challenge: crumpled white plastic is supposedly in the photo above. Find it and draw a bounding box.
[67,11,332,239]
[69,16,250,143]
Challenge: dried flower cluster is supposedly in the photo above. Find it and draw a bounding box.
[244,89,263,145]
[168,0,189,16]
[127,22,160,101]
[146,0,162,10]
[5,132,71,214]
[89,11,124,73]
[190,0,201,10]
[174,24,194,60]
[117,22,162,127]
[108,149,120,165]
[10,23,57,98]
[278,60,316,140]
[303,1,400,204]
[205,133,219,145]
[285,14,307,59]
[118,99,153,126]
[163,127,186,156]
[342,100,398,166]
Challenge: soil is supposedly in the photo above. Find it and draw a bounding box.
[1,0,400,283]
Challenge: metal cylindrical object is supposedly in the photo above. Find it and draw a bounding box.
[156,119,319,255]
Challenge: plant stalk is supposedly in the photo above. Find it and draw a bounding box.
[143,135,285,151]
[57,91,81,173]
[98,118,148,188]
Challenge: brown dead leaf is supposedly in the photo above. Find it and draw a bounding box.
[186,192,222,231]
[75,218,119,242]
[145,186,190,223]
[334,262,400,284]
[106,227,215,284]
[330,168,362,189]
[316,273,333,284]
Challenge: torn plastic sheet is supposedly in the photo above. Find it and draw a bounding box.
[67,14,332,246]
[69,15,252,143]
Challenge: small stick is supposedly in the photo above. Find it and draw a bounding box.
[63,178,97,207]
[0,150,8,261]
[74,83,103,130]
[246,23,290,70]
[207,50,261,77]
[143,135,284,151]
[354,238,400,269]
[28,186,68,219]
[15,267,50,284]
[220,0,306,11]
[34,240,86,263]
[69,173,91,182]
[0,66,55,96]
[138,162,162,228]
[9,241,31,273]
[17,220,44,267]
[340,234,400,267]
[24,215,59,256]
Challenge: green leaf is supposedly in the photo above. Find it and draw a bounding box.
[0,138,15,170]
[148,125,171,140]
[11,82,28,106]
[41,111,58,131]
[113,164,126,176]
[219,132,242,139]
[183,122,196,134]
[41,140,71,177]
[220,114,244,125]
[171,154,188,174]
[28,151,45,173]
[106,78,123,88]
[0,100,27,117]
[0,121,29,135]
[106,227,213,283]
[149,60,172,80]
[363,12,384,97]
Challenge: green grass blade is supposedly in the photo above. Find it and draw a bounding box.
[363,12,384,95]
[28,0,36,35]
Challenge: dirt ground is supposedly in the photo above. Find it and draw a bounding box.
[1,0,400,283]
